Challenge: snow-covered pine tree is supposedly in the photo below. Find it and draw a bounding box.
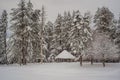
[39,5,46,63]
[69,10,92,66]
[94,7,114,33]
[8,0,43,64]
[109,19,117,40]
[53,11,73,55]
[94,7,114,67]
[9,0,31,65]
[44,21,54,60]
[53,14,64,54]
[25,0,41,63]
[114,15,120,62]
[25,0,34,62]
[0,10,8,64]
[62,11,72,51]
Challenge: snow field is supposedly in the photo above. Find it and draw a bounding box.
[0,62,120,80]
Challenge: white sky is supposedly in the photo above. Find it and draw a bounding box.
[0,0,120,22]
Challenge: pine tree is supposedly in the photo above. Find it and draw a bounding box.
[39,5,46,63]
[51,11,73,59]
[114,15,120,62]
[69,10,92,66]
[109,19,117,40]
[9,0,30,65]
[62,11,73,51]
[94,7,114,33]
[0,10,8,64]
[8,0,43,64]
[44,21,54,60]
[25,0,41,63]
[53,14,64,54]
[94,7,114,67]
[25,0,34,62]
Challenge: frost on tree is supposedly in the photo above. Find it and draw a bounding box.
[93,7,116,57]
[9,0,29,65]
[53,12,73,55]
[8,0,41,64]
[53,14,64,54]
[26,0,42,63]
[44,21,54,60]
[62,11,73,51]
[39,6,46,63]
[94,7,117,66]
[114,15,120,61]
[92,31,118,62]
[94,7,114,33]
[94,7,117,43]
[69,10,92,57]
[0,10,8,64]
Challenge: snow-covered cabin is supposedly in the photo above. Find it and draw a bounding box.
[55,50,75,62]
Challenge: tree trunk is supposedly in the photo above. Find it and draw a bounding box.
[5,53,8,65]
[5,31,8,64]
[40,6,46,64]
[102,54,105,67]
[21,5,27,65]
[22,36,27,65]
[90,55,93,65]
[22,49,26,65]
[80,55,83,66]
[19,57,22,66]
[40,36,43,64]
[119,54,120,62]
[40,31,44,64]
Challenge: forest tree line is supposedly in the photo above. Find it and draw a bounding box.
[0,0,120,65]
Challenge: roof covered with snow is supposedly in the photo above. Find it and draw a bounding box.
[55,50,75,59]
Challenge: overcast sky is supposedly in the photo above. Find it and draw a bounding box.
[0,0,120,22]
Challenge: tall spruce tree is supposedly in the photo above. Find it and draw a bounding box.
[52,11,73,57]
[62,11,73,51]
[8,0,43,64]
[69,10,92,66]
[0,10,8,64]
[25,0,41,63]
[44,21,54,60]
[53,14,64,54]
[10,0,28,65]
[94,7,114,33]
[114,15,120,62]
[39,5,46,63]
[94,7,114,67]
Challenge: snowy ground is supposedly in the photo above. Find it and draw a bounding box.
[0,62,120,80]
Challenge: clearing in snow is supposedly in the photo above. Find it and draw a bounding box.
[0,62,120,80]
